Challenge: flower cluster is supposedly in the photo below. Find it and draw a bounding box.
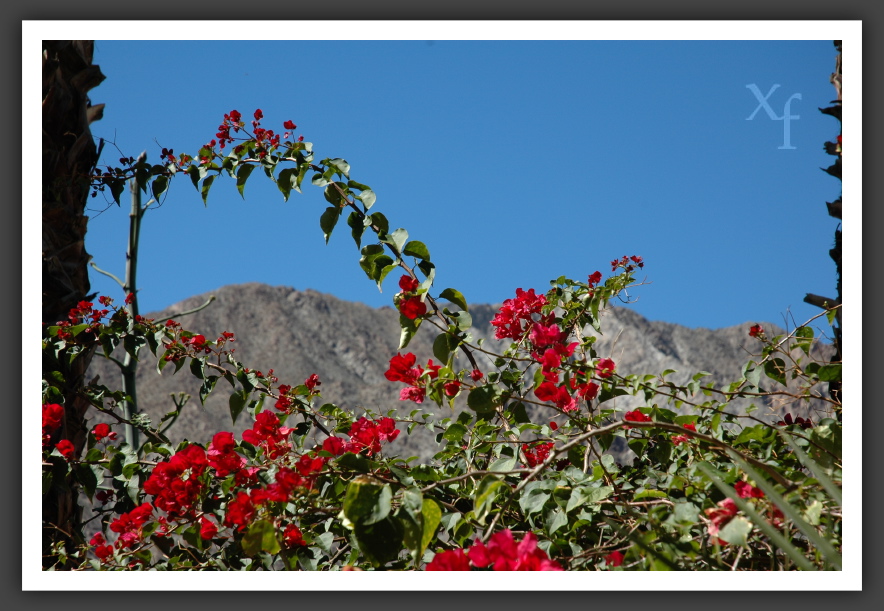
[42,403,64,448]
[108,502,153,550]
[242,411,294,460]
[671,422,697,445]
[385,352,444,404]
[490,288,547,341]
[523,442,554,468]
[704,481,783,544]
[610,254,644,272]
[776,413,813,429]
[322,417,400,457]
[426,530,562,571]
[396,275,427,320]
[748,324,764,338]
[142,444,208,518]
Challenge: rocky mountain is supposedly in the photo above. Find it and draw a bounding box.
[86,282,834,463]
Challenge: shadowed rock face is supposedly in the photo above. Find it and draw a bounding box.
[87,282,835,463]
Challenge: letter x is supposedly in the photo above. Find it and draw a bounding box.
[745,84,781,120]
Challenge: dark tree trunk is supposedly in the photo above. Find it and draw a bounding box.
[42,40,105,568]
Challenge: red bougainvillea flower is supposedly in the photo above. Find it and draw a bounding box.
[398,274,420,293]
[55,439,76,461]
[734,481,764,499]
[90,533,114,561]
[672,422,697,445]
[283,119,296,130]
[523,442,555,468]
[749,324,764,338]
[347,417,401,456]
[199,516,219,540]
[549,421,558,431]
[399,386,426,404]
[322,435,348,456]
[399,295,427,319]
[776,413,813,429]
[305,373,321,391]
[444,381,461,397]
[207,431,246,477]
[283,524,307,548]
[605,550,625,567]
[109,503,153,549]
[92,422,117,442]
[426,548,472,571]
[143,444,208,517]
[42,403,65,447]
[705,498,739,538]
[588,271,603,287]
[125,292,135,304]
[385,352,421,385]
[468,530,563,571]
[595,358,616,379]
[490,288,548,340]
[624,410,652,423]
[470,369,484,381]
[224,490,257,532]
[241,411,293,459]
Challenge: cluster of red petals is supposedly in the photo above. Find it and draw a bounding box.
[490,288,547,341]
[143,444,208,518]
[224,490,258,532]
[182,334,212,353]
[748,324,764,338]
[604,550,625,567]
[305,373,321,391]
[109,502,153,549]
[587,271,603,287]
[671,422,697,445]
[55,439,76,460]
[347,417,400,456]
[734,481,764,499]
[92,422,117,442]
[241,411,293,459]
[199,516,219,540]
[623,410,652,430]
[42,403,65,447]
[322,417,400,457]
[777,413,813,429]
[534,380,578,413]
[610,255,644,272]
[207,431,246,477]
[283,524,307,548]
[90,532,114,561]
[428,530,563,571]
[523,442,555,468]
[385,352,444,404]
[396,276,426,320]
[705,497,739,539]
[595,358,616,379]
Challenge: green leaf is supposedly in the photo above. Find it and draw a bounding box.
[439,288,468,312]
[370,212,389,237]
[109,179,125,204]
[519,482,552,515]
[229,389,249,425]
[473,475,508,524]
[449,310,472,332]
[276,167,297,201]
[347,211,366,250]
[336,452,371,473]
[718,516,753,546]
[319,206,341,244]
[817,364,841,382]
[343,476,392,526]
[763,358,787,386]
[356,189,376,209]
[151,175,169,202]
[487,455,517,473]
[327,158,350,178]
[566,485,613,513]
[547,507,568,536]
[242,519,281,556]
[467,385,503,415]
[311,173,329,187]
[779,432,841,505]
[352,517,403,567]
[232,163,255,198]
[402,241,430,260]
[398,314,420,350]
[421,498,442,553]
[432,332,457,364]
[200,175,215,206]
[384,228,408,253]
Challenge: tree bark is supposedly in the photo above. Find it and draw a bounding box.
[42,40,105,568]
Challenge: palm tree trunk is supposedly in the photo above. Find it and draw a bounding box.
[42,40,105,568]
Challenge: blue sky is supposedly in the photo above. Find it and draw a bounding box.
[83,38,842,332]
